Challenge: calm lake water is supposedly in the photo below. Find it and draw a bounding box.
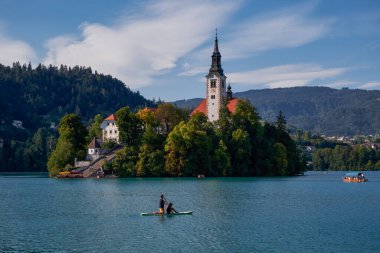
[1,171,380,253]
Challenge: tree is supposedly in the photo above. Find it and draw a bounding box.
[87,114,103,142]
[112,146,138,177]
[276,110,287,134]
[136,108,158,128]
[164,120,212,176]
[154,103,184,134]
[57,114,87,157]
[230,128,251,176]
[273,142,288,175]
[47,141,75,175]
[47,114,87,176]
[212,140,232,176]
[136,125,165,176]
[116,107,142,147]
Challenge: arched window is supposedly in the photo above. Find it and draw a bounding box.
[210,80,217,88]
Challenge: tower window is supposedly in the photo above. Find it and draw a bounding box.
[211,95,215,99]
[210,80,217,88]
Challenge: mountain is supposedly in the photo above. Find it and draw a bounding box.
[173,86,380,136]
[0,63,153,130]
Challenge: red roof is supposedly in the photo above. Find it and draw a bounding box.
[227,98,238,113]
[105,114,116,121]
[190,99,207,116]
[190,98,238,116]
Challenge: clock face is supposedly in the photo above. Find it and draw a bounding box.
[210,88,216,93]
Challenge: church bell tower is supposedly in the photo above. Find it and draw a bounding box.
[205,29,227,122]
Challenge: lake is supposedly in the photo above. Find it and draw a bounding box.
[1,171,380,252]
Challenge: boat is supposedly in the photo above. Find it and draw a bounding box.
[342,172,368,183]
[141,211,193,216]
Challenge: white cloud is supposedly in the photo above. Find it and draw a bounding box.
[228,63,347,88]
[179,65,208,76]
[0,31,37,65]
[223,3,332,59]
[184,1,332,75]
[359,81,380,89]
[43,0,239,89]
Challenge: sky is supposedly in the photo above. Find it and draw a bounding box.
[0,0,379,101]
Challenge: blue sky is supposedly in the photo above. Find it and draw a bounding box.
[0,0,379,101]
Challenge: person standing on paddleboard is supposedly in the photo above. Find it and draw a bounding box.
[159,194,167,214]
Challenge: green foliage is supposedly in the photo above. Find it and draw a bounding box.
[101,140,118,151]
[230,128,251,176]
[155,103,186,134]
[112,146,139,177]
[0,63,152,130]
[136,126,165,176]
[0,127,56,172]
[164,119,212,176]
[0,62,152,172]
[273,143,288,175]
[116,106,143,147]
[312,144,380,171]
[47,141,75,175]
[47,114,87,176]
[87,114,103,142]
[276,110,287,134]
[58,114,87,153]
[212,140,232,176]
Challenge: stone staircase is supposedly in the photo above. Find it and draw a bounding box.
[79,145,122,178]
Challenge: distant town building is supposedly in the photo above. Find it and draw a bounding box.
[100,114,119,143]
[191,31,237,122]
[50,122,56,129]
[12,120,23,128]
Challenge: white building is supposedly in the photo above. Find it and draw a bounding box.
[100,114,119,143]
[87,137,102,161]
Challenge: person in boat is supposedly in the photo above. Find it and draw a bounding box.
[166,203,178,214]
[159,194,167,214]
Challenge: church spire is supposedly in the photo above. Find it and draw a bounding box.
[207,28,224,77]
[214,28,219,53]
[227,82,233,101]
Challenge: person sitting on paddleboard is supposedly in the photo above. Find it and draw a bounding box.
[159,194,167,214]
[166,203,177,214]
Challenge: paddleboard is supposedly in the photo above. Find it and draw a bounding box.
[141,211,193,216]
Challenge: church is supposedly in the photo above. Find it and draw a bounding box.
[191,31,237,122]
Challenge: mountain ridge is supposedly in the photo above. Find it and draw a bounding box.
[173,86,380,136]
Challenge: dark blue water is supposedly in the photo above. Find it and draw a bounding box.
[1,172,380,252]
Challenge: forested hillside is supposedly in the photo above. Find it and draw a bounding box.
[0,63,152,130]
[0,63,153,172]
[174,87,380,136]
